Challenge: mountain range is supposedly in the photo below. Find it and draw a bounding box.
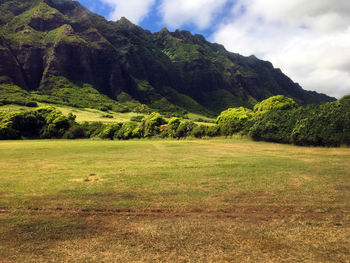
[0,0,335,115]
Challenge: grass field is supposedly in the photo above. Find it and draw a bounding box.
[0,138,349,262]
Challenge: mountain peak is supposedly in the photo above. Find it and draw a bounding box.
[116,16,133,26]
[0,0,335,115]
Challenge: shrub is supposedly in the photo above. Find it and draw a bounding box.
[249,109,297,143]
[167,117,181,138]
[0,106,74,139]
[142,112,167,137]
[38,107,71,138]
[99,123,122,139]
[249,97,350,146]
[63,125,86,139]
[114,122,138,140]
[175,121,196,138]
[80,122,105,138]
[217,107,254,136]
[191,125,207,138]
[130,115,144,122]
[133,104,151,114]
[206,125,220,137]
[253,95,298,117]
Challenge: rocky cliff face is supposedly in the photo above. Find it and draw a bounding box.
[0,0,335,114]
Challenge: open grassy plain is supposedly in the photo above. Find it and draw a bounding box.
[0,138,349,262]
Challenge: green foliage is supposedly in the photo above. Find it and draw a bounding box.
[148,98,188,117]
[206,125,220,137]
[142,112,167,137]
[291,100,350,146]
[253,95,298,116]
[80,121,105,138]
[98,123,122,140]
[202,89,251,115]
[133,104,151,114]
[35,106,71,138]
[130,115,145,122]
[216,107,254,136]
[175,120,196,138]
[0,84,38,107]
[114,122,138,140]
[167,117,181,138]
[249,109,297,144]
[249,98,350,146]
[191,125,207,138]
[63,125,85,139]
[158,86,211,116]
[37,76,134,112]
[0,0,335,121]
[0,106,74,139]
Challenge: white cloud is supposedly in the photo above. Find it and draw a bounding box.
[211,0,350,98]
[158,0,229,29]
[100,0,156,24]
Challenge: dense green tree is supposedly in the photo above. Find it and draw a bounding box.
[191,125,207,138]
[114,122,138,140]
[99,123,122,139]
[167,117,181,138]
[249,109,297,143]
[141,112,167,137]
[175,121,196,138]
[206,125,220,137]
[0,106,73,139]
[216,107,254,136]
[249,96,350,146]
[253,95,298,117]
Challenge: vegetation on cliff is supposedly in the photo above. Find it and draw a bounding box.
[0,0,335,117]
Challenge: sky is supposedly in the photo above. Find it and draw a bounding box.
[77,0,350,99]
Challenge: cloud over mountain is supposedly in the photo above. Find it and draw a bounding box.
[100,0,156,24]
[211,0,350,98]
[158,0,229,29]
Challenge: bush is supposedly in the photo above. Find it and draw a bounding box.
[142,112,167,137]
[167,117,181,138]
[133,104,151,114]
[63,125,86,139]
[249,109,297,143]
[0,106,74,139]
[175,121,196,138]
[192,125,207,138]
[80,122,105,138]
[99,123,122,139]
[114,122,138,140]
[206,125,220,137]
[249,97,350,146]
[38,107,71,138]
[253,95,298,117]
[130,115,144,122]
[217,107,254,136]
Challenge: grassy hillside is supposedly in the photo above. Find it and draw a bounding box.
[0,103,216,125]
[0,138,349,262]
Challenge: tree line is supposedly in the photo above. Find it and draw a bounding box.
[1,94,349,146]
[217,95,350,146]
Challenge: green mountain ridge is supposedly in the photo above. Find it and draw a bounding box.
[0,0,335,115]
